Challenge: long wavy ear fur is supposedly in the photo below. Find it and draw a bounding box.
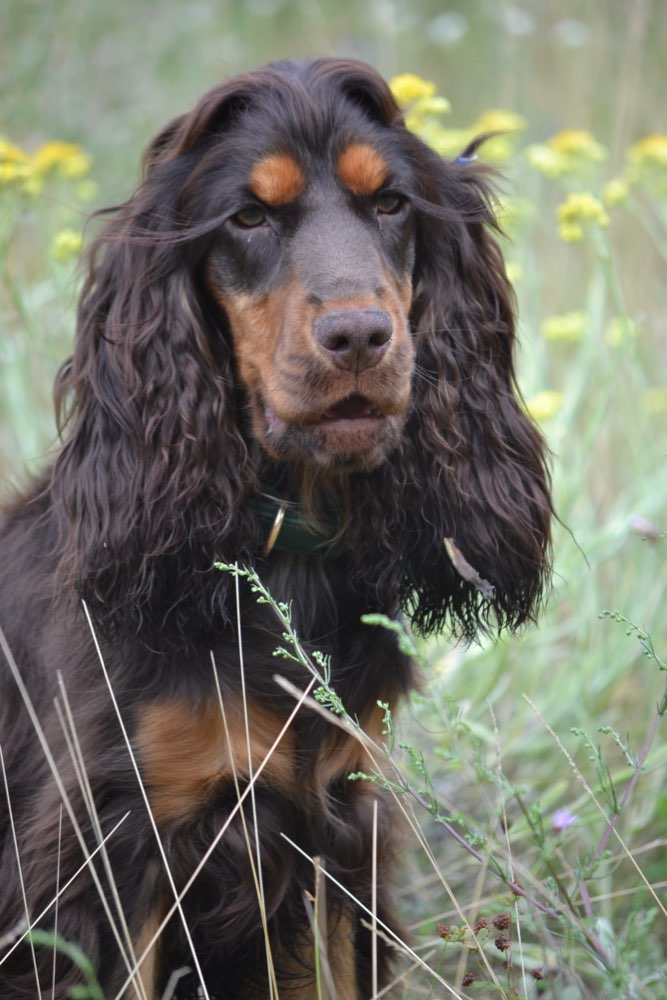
[397,138,552,638]
[51,83,267,631]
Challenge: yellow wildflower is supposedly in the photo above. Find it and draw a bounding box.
[411,95,451,118]
[471,109,527,134]
[527,129,606,179]
[548,129,606,162]
[405,96,451,138]
[51,229,83,261]
[0,138,32,186]
[642,387,667,414]
[557,192,609,241]
[0,160,31,184]
[524,390,563,423]
[541,311,587,343]
[558,192,609,225]
[628,134,667,170]
[559,222,583,242]
[391,74,453,146]
[405,101,451,134]
[32,141,91,179]
[0,137,29,164]
[627,134,667,195]
[389,73,437,105]
[602,176,629,207]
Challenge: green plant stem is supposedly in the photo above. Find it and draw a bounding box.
[513,791,614,969]
[591,708,663,865]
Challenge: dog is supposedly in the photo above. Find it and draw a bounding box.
[0,58,552,998]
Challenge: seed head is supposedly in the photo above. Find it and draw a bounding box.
[495,934,511,952]
[493,912,512,931]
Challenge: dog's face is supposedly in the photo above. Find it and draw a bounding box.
[50,59,552,638]
[205,109,417,471]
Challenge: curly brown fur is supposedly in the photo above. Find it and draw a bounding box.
[0,59,552,998]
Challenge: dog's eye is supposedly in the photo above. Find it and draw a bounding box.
[375,192,403,215]
[232,205,267,228]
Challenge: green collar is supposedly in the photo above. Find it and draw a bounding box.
[249,492,344,558]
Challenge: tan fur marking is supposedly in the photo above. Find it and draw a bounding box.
[337,143,388,196]
[326,907,359,999]
[137,697,296,824]
[265,905,358,999]
[250,153,305,206]
[316,701,387,786]
[132,913,162,1000]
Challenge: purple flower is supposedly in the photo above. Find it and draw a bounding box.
[552,808,579,833]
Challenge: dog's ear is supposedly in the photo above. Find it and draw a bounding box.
[51,82,267,626]
[394,146,552,638]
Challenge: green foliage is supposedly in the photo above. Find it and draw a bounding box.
[28,929,104,1000]
[224,562,667,995]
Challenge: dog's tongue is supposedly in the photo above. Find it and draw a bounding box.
[323,395,375,420]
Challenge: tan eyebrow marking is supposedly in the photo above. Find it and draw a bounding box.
[337,142,388,196]
[249,153,305,206]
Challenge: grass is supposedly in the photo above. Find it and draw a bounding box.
[1,2,667,996]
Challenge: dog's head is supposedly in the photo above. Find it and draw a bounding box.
[203,93,416,470]
[53,59,552,638]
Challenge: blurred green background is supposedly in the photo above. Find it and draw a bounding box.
[1,2,667,995]
[2,0,664,200]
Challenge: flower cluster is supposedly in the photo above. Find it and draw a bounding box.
[389,74,524,164]
[389,73,451,148]
[0,135,93,263]
[0,136,92,196]
[526,128,606,179]
[523,125,667,225]
[630,133,667,170]
[51,228,84,262]
[557,191,610,242]
[0,138,31,185]
[32,141,91,180]
[389,72,437,106]
[627,133,667,196]
[388,73,667,435]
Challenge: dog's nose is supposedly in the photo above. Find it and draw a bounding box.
[314,309,393,372]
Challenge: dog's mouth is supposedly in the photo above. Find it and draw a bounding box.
[318,394,382,424]
[259,391,405,468]
[264,394,385,436]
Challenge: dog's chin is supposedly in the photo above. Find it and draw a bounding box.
[256,402,406,471]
